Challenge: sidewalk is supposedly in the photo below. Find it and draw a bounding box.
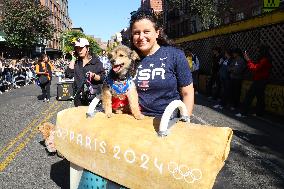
[195,93,284,129]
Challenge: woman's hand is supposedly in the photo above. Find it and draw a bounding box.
[68,51,76,69]
[243,51,250,61]
[87,72,100,81]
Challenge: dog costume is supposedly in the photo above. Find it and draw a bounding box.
[105,72,132,110]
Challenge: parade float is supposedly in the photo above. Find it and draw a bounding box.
[54,100,233,189]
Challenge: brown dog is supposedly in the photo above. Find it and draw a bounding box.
[38,122,56,153]
[102,45,144,119]
[38,122,54,141]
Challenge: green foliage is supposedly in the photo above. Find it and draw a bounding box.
[168,0,182,8]
[190,0,221,29]
[168,0,230,29]
[85,35,101,55]
[61,30,101,56]
[0,0,54,49]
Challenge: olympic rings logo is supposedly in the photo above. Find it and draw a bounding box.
[168,162,202,184]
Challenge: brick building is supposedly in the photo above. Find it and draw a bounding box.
[141,0,163,12]
[163,0,284,39]
[0,0,3,19]
[39,0,72,52]
[221,0,262,24]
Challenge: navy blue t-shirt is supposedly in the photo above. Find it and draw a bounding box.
[133,46,193,117]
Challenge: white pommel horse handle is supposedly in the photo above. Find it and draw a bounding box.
[70,162,83,189]
[70,95,102,188]
[158,100,190,137]
[86,95,101,118]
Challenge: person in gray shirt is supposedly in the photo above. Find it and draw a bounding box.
[228,48,246,110]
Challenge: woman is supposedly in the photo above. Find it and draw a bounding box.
[185,47,200,94]
[208,47,223,99]
[130,10,194,117]
[77,10,194,189]
[213,49,233,109]
[35,54,53,102]
[228,48,246,110]
[66,38,105,107]
[235,45,272,117]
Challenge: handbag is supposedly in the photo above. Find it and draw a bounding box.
[38,75,49,85]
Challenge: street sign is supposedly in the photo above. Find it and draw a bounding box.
[263,0,280,12]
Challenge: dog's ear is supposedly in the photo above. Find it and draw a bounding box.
[108,52,113,60]
[130,50,140,61]
[38,125,43,131]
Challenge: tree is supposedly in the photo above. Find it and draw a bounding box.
[61,30,101,56]
[0,0,54,53]
[168,0,230,30]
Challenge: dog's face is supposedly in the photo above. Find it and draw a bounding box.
[38,122,55,140]
[108,45,140,76]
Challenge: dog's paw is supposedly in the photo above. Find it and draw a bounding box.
[115,109,123,114]
[106,113,113,118]
[134,114,144,120]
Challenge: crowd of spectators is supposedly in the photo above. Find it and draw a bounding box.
[0,57,69,94]
[200,45,271,117]
[184,45,272,117]
[0,57,36,94]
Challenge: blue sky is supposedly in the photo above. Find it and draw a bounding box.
[68,0,141,42]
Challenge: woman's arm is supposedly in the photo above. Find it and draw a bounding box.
[180,83,194,116]
[68,51,76,70]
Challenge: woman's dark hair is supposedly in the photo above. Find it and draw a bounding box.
[185,47,193,53]
[232,48,243,56]
[129,9,173,52]
[212,46,221,54]
[224,49,233,57]
[38,53,48,63]
[258,45,271,62]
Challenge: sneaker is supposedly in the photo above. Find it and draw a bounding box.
[213,104,221,109]
[235,113,246,118]
[46,99,50,102]
[43,98,47,102]
[252,113,263,117]
[214,104,224,110]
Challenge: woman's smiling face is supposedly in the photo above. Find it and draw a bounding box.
[131,18,160,56]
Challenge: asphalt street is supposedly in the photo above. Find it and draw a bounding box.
[0,79,283,189]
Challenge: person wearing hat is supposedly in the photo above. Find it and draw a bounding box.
[66,38,105,106]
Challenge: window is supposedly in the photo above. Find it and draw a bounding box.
[191,21,197,33]
[252,6,262,16]
[236,12,244,21]
[224,16,230,24]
